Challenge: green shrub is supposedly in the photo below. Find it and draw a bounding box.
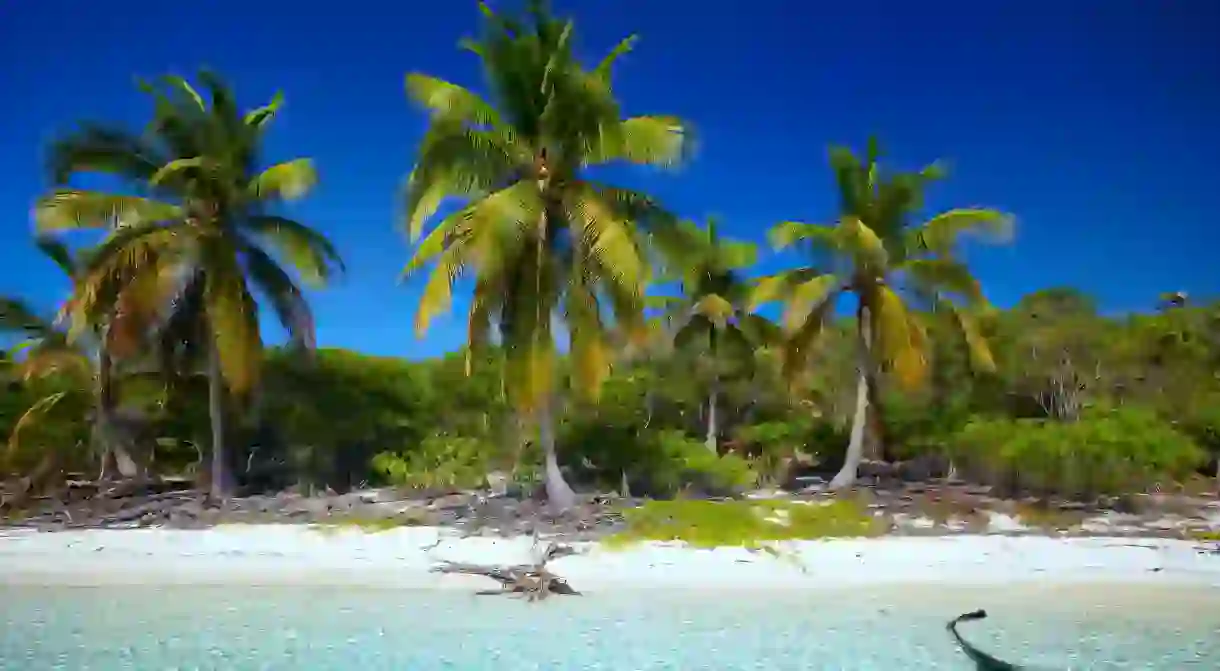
[949,405,1206,499]
[561,412,759,497]
[1178,395,1220,477]
[881,389,973,461]
[604,498,881,548]
[371,435,494,491]
[732,418,817,486]
[654,431,758,495]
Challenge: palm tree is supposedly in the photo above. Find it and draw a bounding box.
[401,1,689,510]
[1,238,147,480]
[755,139,1011,490]
[35,71,344,500]
[1,280,94,474]
[653,218,777,452]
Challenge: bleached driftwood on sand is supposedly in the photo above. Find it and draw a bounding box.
[431,541,582,601]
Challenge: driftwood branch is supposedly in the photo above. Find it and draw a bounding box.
[431,541,582,601]
[947,610,1024,670]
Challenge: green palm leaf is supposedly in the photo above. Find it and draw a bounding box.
[35,190,183,232]
[248,159,317,201]
[912,208,1013,254]
[246,215,344,286]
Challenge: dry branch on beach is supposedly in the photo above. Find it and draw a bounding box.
[431,541,583,601]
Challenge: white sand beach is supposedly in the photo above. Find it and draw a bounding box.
[2,525,1218,591]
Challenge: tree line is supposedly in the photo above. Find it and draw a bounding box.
[2,1,1216,510]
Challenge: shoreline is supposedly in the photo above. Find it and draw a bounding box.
[2,525,1218,590]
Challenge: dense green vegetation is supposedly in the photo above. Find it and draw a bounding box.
[2,1,1217,510]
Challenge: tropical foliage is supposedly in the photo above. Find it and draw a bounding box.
[2,1,1217,512]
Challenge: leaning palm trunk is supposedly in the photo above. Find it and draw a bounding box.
[93,338,140,481]
[864,380,889,462]
[830,307,872,490]
[205,335,230,500]
[538,397,576,511]
[704,380,719,454]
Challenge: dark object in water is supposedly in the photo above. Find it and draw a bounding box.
[947,610,1024,670]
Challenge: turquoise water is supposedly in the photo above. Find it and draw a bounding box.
[2,585,1218,669]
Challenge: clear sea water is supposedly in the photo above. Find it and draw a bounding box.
[2,584,1218,670]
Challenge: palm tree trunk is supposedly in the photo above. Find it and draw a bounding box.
[644,384,655,429]
[830,306,872,491]
[704,381,719,454]
[539,397,576,511]
[94,344,115,481]
[206,336,230,501]
[865,380,889,462]
[94,341,140,480]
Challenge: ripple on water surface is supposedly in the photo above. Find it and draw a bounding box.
[2,584,1218,670]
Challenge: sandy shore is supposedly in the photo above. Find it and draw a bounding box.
[2,525,1218,590]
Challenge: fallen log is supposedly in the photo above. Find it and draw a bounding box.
[85,491,202,528]
[430,541,582,601]
[12,490,203,529]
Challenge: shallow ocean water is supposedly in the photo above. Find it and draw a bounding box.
[2,584,1218,670]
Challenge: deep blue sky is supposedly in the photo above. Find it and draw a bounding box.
[2,1,1217,358]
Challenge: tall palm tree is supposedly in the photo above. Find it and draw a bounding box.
[401,1,689,510]
[653,218,777,452]
[35,71,344,500]
[755,139,1011,490]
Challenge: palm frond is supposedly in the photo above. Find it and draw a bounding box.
[781,298,836,382]
[245,215,344,287]
[402,123,523,241]
[839,216,888,270]
[7,391,76,458]
[243,91,285,130]
[46,125,165,184]
[566,184,647,298]
[203,244,262,394]
[593,35,639,80]
[405,74,505,128]
[748,268,822,310]
[899,258,986,306]
[243,244,315,348]
[248,159,317,202]
[0,298,53,336]
[34,237,78,278]
[588,115,688,168]
[912,208,1014,254]
[35,190,184,232]
[768,220,841,252]
[872,286,927,389]
[782,274,841,332]
[944,301,996,373]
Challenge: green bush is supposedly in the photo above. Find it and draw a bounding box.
[561,414,758,497]
[371,435,495,491]
[881,389,973,461]
[604,498,881,548]
[731,418,817,486]
[949,406,1206,499]
[1177,394,1220,477]
[655,430,758,495]
[1,377,91,478]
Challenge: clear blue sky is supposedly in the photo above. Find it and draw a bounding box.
[2,0,1217,358]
